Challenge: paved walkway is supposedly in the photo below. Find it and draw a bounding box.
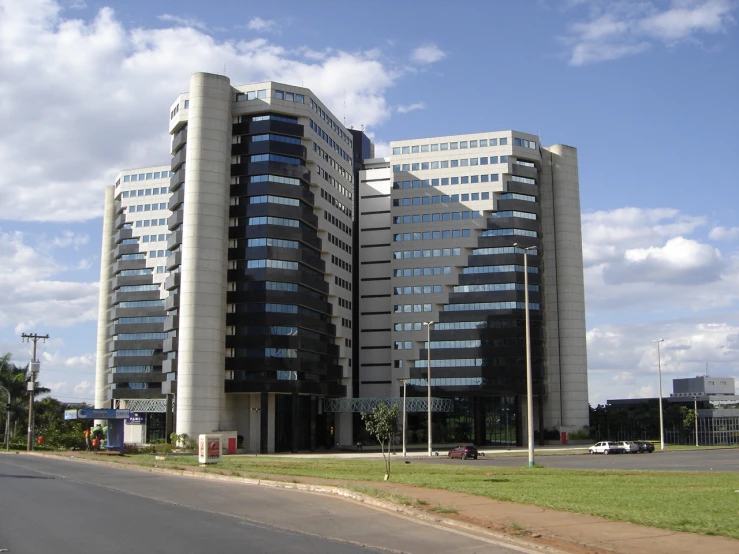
[29,450,739,554]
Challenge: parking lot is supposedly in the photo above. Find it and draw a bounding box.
[416,448,739,472]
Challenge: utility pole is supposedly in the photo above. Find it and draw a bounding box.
[0,385,10,451]
[21,333,49,452]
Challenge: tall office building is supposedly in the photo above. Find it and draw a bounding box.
[357,134,588,444]
[96,72,588,451]
[95,166,173,443]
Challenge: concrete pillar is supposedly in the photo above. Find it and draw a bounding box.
[546,145,589,431]
[175,72,232,437]
[94,185,116,409]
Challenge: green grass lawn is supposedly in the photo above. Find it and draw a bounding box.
[107,453,739,540]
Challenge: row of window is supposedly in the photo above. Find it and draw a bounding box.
[428,340,481,349]
[491,211,537,220]
[453,283,539,293]
[328,232,352,254]
[462,264,538,275]
[249,195,301,207]
[331,254,351,273]
[251,113,297,124]
[501,193,536,202]
[126,203,168,212]
[394,193,490,205]
[472,246,538,256]
[324,210,352,236]
[118,284,160,293]
[395,229,471,242]
[114,366,154,373]
[393,156,509,173]
[114,332,168,340]
[248,216,300,228]
[338,297,352,310]
[443,301,540,311]
[394,173,501,185]
[481,229,537,238]
[394,322,437,332]
[321,187,353,219]
[316,165,353,202]
[309,119,352,164]
[249,174,302,187]
[134,218,168,228]
[406,377,483,387]
[121,172,173,184]
[251,133,302,145]
[114,349,158,357]
[414,358,482,368]
[394,304,433,313]
[314,142,354,186]
[246,259,299,271]
[118,300,165,308]
[393,137,512,154]
[141,234,168,243]
[335,275,351,291]
[393,248,462,259]
[249,153,302,166]
[246,237,299,249]
[121,187,169,198]
[393,266,452,277]
[118,268,152,276]
[116,316,166,325]
[309,98,353,147]
[393,211,482,224]
[394,285,443,295]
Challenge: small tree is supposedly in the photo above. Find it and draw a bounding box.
[361,403,399,480]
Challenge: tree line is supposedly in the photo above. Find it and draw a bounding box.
[1,353,91,449]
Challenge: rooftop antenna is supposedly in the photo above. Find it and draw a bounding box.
[223,63,227,75]
[705,362,708,377]
[343,88,346,126]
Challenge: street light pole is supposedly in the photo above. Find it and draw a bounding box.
[399,378,407,457]
[514,244,536,468]
[653,339,665,451]
[694,396,699,447]
[22,332,49,452]
[423,321,434,457]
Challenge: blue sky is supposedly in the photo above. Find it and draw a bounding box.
[1,0,738,406]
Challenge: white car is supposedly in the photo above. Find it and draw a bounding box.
[617,441,639,453]
[588,441,625,455]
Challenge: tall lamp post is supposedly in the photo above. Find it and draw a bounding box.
[653,339,665,451]
[423,321,434,457]
[514,244,536,468]
[398,378,408,457]
[694,396,699,447]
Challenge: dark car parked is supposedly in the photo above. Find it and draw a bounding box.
[447,445,479,460]
[635,441,655,453]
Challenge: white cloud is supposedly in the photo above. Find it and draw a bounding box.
[605,236,722,285]
[247,17,277,33]
[709,226,739,241]
[565,0,737,65]
[0,230,99,330]
[397,102,426,114]
[157,14,209,31]
[582,206,739,314]
[0,0,402,223]
[410,44,447,64]
[51,230,89,249]
[65,353,95,367]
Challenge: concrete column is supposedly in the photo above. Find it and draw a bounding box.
[547,145,589,431]
[175,72,232,437]
[94,185,116,409]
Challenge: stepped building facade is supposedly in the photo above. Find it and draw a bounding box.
[95,72,588,452]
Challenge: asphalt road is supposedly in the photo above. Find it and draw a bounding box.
[0,454,524,554]
[419,448,739,471]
